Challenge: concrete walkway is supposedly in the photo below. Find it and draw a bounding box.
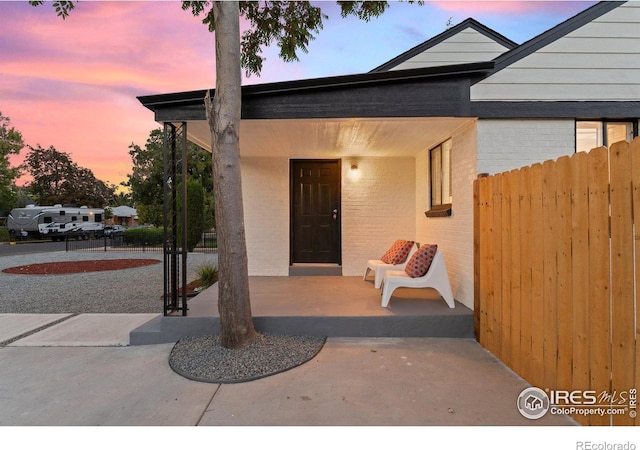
[0,313,576,427]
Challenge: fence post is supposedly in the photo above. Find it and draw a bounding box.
[587,146,611,426]
[609,140,635,426]
[474,173,489,343]
[473,177,480,340]
[632,137,640,427]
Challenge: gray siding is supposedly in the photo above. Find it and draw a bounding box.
[391,29,510,70]
[472,2,640,101]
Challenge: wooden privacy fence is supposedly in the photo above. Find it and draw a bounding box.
[474,138,640,426]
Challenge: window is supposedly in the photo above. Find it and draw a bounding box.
[427,138,452,217]
[82,216,89,222]
[576,120,637,152]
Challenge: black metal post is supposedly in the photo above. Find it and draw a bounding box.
[180,123,188,316]
[162,122,188,316]
[163,123,175,315]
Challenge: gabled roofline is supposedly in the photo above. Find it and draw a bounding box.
[241,61,495,95]
[138,61,495,111]
[369,18,517,73]
[485,0,625,77]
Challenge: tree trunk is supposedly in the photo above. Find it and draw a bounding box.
[206,1,257,349]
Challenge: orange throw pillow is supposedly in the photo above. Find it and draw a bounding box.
[404,244,438,278]
[380,239,415,264]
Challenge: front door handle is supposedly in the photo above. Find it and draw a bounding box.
[332,209,338,220]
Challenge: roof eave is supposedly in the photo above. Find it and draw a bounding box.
[138,61,495,113]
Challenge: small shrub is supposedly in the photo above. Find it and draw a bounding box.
[177,180,205,252]
[0,227,9,242]
[196,263,218,288]
[124,227,163,246]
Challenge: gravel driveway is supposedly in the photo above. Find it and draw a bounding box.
[0,250,217,314]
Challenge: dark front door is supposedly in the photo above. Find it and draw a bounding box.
[291,160,341,264]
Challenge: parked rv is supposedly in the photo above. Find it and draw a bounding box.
[7,205,105,241]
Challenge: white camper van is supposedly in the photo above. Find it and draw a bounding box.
[7,205,105,241]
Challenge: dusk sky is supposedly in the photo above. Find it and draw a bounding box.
[1,1,597,190]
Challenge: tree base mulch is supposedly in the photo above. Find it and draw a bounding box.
[2,259,161,275]
[169,333,326,384]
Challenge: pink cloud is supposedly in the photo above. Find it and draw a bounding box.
[2,2,216,93]
[1,1,220,189]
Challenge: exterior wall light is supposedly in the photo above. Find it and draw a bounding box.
[348,163,361,182]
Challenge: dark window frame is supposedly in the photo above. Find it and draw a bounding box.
[575,119,639,152]
[426,138,453,218]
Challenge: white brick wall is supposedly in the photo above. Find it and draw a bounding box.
[342,158,416,275]
[241,157,416,277]
[241,157,290,276]
[477,119,575,174]
[416,120,477,309]
[239,120,573,310]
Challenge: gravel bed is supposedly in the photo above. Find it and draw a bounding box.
[169,333,326,383]
[2,248,325,383]
[0,250,217,313]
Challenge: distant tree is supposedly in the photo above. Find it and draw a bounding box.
[125,128,215,229]
[124,129,164,211]
[103,206,113,222]
[23,144,115,206]
[71,166,117,207]
[135,203,163,227]
[186,140,215,231]
[0,111,24,215]
[112,191,133,207]
[177,179,205,252]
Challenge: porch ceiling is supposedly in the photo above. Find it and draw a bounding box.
[184,117,472,158]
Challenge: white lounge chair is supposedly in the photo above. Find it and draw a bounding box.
[363,242,418,289]
[381,250,455,308]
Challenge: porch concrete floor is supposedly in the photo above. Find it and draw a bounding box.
[130,276,474,345]
[191,275,468,316]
